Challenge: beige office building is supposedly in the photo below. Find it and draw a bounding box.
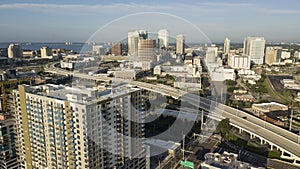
[265,46,282,65]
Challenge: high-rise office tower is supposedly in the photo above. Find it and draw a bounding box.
[265,46,282,65]
[92,45,106,55]
[111,43,122,56]
[137,39,156,70]
[138,30,148,40]
[0,113,18,169]
[128,30,139,56]
[224,38,230,54]
[40,46,52,58]
[176,34,185,55]
[243,37,265,65]
[205,46,218,64]
[13,84,146,169]
[158,29,169,49]
[138,39,156,61]
[8,44,23,58]
[128,30,148,56]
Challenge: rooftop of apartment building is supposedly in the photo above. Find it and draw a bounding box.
[20,83,140,104]
[202,151,264,169]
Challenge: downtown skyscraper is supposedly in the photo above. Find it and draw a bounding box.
[176,34,185,55]
[13,84,147,169]
[243,37,266,65]
[157,29,169,49]
[8,44,23,58]
[128,30,148,56]
[223,38,230,55]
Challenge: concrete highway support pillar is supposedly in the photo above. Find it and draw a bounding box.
[293,159,300,166]
[270,144,273,151]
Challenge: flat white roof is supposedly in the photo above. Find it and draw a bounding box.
[145,139,181,151]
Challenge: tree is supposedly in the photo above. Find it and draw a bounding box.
[227,86,239,93]
[218,119,230,138]
[259,99,269,103]
[225,80,237,86]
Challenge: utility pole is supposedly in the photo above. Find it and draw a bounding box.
[298,129,300,144]
[289,108,293,131]
[180,134,195,169]
[220,87,223,102]
[201,110,204,130]
[182,134,185,161]
[264,115,267,128]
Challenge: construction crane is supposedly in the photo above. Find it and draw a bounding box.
[0,77,34,112]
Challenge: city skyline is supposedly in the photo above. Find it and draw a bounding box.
[1,6,300,167]
[0,0,300,43]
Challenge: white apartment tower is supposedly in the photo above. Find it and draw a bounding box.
[13,84,147,169]
[228,54,251,69]
[8,44,23,58]
[176,34,185,55]
[158,29,169,49]
[0,113,18,169]
[224,38,230,54]
[40,46,52,58]
[205,46,218,64]
[243,37,265,65]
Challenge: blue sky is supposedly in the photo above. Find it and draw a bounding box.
[0,0,300,43]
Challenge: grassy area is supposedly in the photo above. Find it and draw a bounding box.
[218,142,235,151]
[264,77,289,104]
[138,76,174,86]
[232,138,268,156]
[223,130,283,159]
[145,115,176,134]
[225,100,252,109]
[268,150,281,159]
[292,122,300,127]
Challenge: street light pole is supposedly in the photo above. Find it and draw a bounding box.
[220,87,223,103]
[298,129,300,144]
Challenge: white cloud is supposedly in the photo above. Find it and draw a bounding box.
[0,3,171,11]
[0,2,299,15]
[264,9,300,14]
[198,2,254,7]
